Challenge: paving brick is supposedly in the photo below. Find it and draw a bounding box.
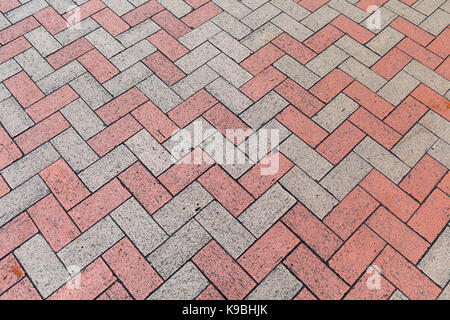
[0,97,34,137]
[172,65,219,100]
[0,212,37,259]
[240,43,284,76]
[0,277,41,300]
[97,282,132,300]
[0,254,25,295]
[284,244,349,300]
[85,28,125,59]
[301,5,340,32]
[103,62,152,97]
[46,38,93,70]
[304,24,344,53]
[331,14,375,43]
[169,89,217,127]
[3,71,44,108]
[0,124,21,171]
[92,8,130,36]
[37,60,86,95]
[15,234,70,298]
[33,6,67,35]
[371,47,412,80]
[212,11,250,40]
[344,266,395,300]
[78,49,119,83]
[274,55,319,90]
[196,284,224,300]
[103,237,163,299]
[143,51,185,86]
[306,45,348,78]
[241,22,282,51]
[210,31,252,63]
[378,70,420,106]
[69,73,113,110]
[0,16,39,45]
[116,18,161,48]
[123,0,164,26]
[193,241,256,299]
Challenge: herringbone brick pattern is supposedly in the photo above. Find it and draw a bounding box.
[0,0,449,300]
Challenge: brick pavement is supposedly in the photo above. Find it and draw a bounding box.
[0,0,449,300]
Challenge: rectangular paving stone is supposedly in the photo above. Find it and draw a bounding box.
[0,97,34,137]
[69,73,112,110]
[179,21,221,50]
[37,60,86,95]
[172,65,219,100]
[274,55,320,89]
[15,234,69,298]
[241,22,282,51]
[85,28,125,58]
[158,0,192,18]
[196,201,255,259]
[306,45,348,78]
[419,110,450,144]
[103,62,152,97]
[51,128,99,173]
[55,18,99,46]
[212,0,252,20]
[138,75,182,112]
[110,198,168,256]
[1,142,59,189]
[328,0,369,22]
[271,0,309,21]
[271,12,313,42]
[212,11,251,40]
[5,0,48,24]
[302,5,340,31]
[335,35,380,67]
[148,262,208,300]
[78,144,137,192]
[239,183,296,237]
[24,26,61,57]
[280,167,339,219]
[148,219,211,279]
[242,3,280,30]
[378,70,420,105]
[207,53,253,88]
[428,139,450,168]
[0,175,49,227]
[111,40,157,72]
[420,8,449,35]
[0,60,21,83]
[206,77,252,114]
[153,181,213,235]
[367,26,404,56]
[339,57,386,91]
[102,0,134,15]
[210,31,252,63]
[320,152,372,200]
[58,216,124,270]
[117,19,160,48]
[385,0,427,24]
[14,48,54,82]
[61,99,106,140]
[175,42,220,74]
[404,60,450,96]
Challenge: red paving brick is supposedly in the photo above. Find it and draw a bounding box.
[0,0,448,301]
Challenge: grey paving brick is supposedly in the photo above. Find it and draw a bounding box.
[0,84,10,102]
[390,290,409,300]
[270,0,310,21]
[0,97,34,137]
[301,5,340,31]
[206,77,252,114]
[15,48,54,82]
[196,201,255,258]
[157,0,192,18]
[172,65,219,100]
[212,0,252,19]
[58,216,124,270]
[328,0,369,22]
[363,7,398,34]
[207,53,253,88]
[275,55,320,89]
[179,21,221,50]
[306,45,348,78]
[138,75,182,112]
[117,19,160,48]
[51,128,99,173]
[404,60,450,96]
[413,0,446,15]
[367,26,404,56]
[5,0,47,24]
[438,284,450,300]
[240,91,288,130]
[78,145,137,192]
[280,134,333,180]
[280,166,339,219]
[419,8,449,35]
[25,26,61,57]
[153,181,213,235]
[312,93,359,132]
[37,61,86,95]
[0,175,49,227]
[46,0,76,14]
[55,18,99,47]
[392,124,438,167]
[212,12,251,41]
[418,226,449,287]
[148,219,211,279]
[335,35,380,67]
[241,22,282,51]
[242,3,280,30]
[320,152,372,200]
[210,31,252,63]
[102,0,134,15]
[69,73,112,110]
[239,183,296,237]
[340,57,387,91]
[271,12,313,42]
[103,62,152,97]
[0,12,10,31]
[85,28,125,59]
[242,0,270,10]
[378,71,420,106]
[110,198,168,256]
[61,98,105,140]
[175,42,220,74]
[419,110,450,144]
[125,129,174,176]
[1,142,59,189]
[246,264,302,300]
[427,139,450,168]
[148,262,208,300]
[0,59,22,83]
[15,234,69,298]
[354,137,410,183]
[385,0,426,24]
[110,40,156,71]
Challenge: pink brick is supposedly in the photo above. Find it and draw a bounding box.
[196,285,225,300]
[96,87,148,125]
[122,0,164,27]
[27,195,80,252]
[0,37,31,64]
[143,51,185,86]
[344,268,394,300]
[304,24,343,53]
[14,112,70,155]
[46,37,93,69]
[132,100,179,143]
[62,0,105,22]
[103,238,163,299]
[0,0,20,14]
[283,203,342,260]
[272,33,316,64]
[240,66,286,102]
[275,79,324,116]
[240,43,284,76]
[193,241,256,299]
[0,254,25,295]
[39,159,90,210]
[97,282,132,300]
[92,8,129,36]
[331,15,374,44]
[78,49,119,83]
[397,37,443,70]
[26,85,78,122]
[34,7,67,35]
[0,125,22,171]
[0,16,39,45]
[310,69,353,103]
[0,175,9,197]
[0,212,37,260]
[151,10,191,39]
[198,165,254,217]
[148,30,188,61]
[383,96,428,135]
[3,71,46,110]
[168,89,217,127]
[238,222,299,282]
[0,277,41,300]
[69,179,131,232]
[119,162,172,214]
[88,114,142,157]
[390,16,434,46]
[371,47,412,80]
[49,258,115,300]
[182,2,221,28]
